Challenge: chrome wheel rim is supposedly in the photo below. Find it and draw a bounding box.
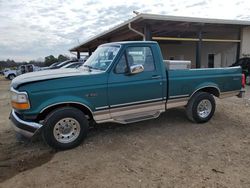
[53,118,81,144]
[197,99,212,118]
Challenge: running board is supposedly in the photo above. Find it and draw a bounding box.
[113,111,161,124]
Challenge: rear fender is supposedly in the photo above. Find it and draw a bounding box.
[190,83,220,98]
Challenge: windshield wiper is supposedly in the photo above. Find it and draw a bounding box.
[83,65,94,72]
[84,65,93,69]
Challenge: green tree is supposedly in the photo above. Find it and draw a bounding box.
[44,55,57,66]
[0,59,17,70]
[58,54,69,62]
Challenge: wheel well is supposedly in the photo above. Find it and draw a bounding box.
[192,87,220,98]
[37,103,93,121]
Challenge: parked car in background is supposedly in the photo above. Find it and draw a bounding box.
[49,60,78,69]
[40,62,61,70]
[16,64,42,76]
[3,64,42,80]
[1,68,10,75]
[60,62,83,69]
[49,62,61,68]
[231,57,250,85]
[4,69,17,80]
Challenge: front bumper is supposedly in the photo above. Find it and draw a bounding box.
[9,110,43,138]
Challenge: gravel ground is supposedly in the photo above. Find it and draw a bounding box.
[0,75,250,188]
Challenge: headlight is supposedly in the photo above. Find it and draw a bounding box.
[11,88,30,110]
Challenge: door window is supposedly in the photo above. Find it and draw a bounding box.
[115,54,127,74]
[115,46,155,73]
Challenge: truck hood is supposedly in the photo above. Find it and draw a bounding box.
[11,68,99,88]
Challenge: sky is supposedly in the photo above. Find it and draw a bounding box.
[1,0,250,62]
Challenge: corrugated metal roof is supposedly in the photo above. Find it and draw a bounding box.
[141,13,250,25]
[70,13,250,51]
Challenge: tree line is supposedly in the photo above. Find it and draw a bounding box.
[0,54,71,70]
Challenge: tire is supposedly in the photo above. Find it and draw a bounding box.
[42,107,89,150]
[186,92,216,123]
[8,74,16,80]
[246,75,250,85]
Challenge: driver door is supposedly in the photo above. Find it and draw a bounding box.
[107,46,164,122]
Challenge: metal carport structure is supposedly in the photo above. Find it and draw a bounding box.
[70,13,250,68]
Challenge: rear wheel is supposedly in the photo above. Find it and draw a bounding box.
[42,107,89,150]
[246,75,250,85]
[186,92,215,123]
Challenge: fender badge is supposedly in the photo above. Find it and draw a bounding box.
[85,93,98,97]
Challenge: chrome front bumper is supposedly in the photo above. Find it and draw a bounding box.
[9,110,43,138]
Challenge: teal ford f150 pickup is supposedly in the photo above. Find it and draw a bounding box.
[9,41,245,149]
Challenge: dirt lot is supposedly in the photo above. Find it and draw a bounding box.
[0,75,250,188]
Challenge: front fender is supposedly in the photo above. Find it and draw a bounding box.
[23,95,94,116]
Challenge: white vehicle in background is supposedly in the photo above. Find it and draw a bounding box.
[4,64,42,80]
[1,68,10,75]
[16,64,42,76]
[4,69,17,80]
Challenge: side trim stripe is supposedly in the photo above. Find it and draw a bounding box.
[110,98,163,108]
[95,106,109,110]
[169,94,189,99]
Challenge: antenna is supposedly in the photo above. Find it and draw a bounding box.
[133,10,140,15]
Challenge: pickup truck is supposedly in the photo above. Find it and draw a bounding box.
[16,64,42,75]
[9,41,245,149]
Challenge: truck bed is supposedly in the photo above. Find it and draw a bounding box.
[167,67,242,99]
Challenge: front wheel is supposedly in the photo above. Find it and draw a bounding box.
[42,107,89,150]
[186,92,216,123]
[8,74,16,80]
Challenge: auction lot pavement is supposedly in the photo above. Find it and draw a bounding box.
[0,75,250,188]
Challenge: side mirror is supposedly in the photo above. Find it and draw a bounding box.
[129,64,144,75]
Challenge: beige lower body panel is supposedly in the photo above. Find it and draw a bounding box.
[167,97,189,109]
[219,90,241,98]
[93,101,165,124]
[93,90,241,124]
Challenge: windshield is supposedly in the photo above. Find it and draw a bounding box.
[82,45,120,71]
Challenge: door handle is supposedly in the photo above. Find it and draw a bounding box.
[152,75,161,79]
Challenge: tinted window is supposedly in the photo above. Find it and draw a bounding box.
[115,46,155,74]
[115,55,127,74]
[126,47,155,71]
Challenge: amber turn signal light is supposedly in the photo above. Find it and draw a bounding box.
[11,101,30,110]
